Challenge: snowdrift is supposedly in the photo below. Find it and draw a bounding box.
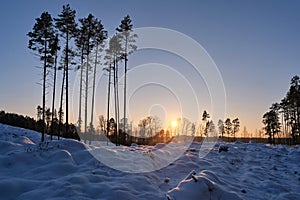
[0,123,299,199]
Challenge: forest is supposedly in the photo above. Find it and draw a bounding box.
[25,4,300,146]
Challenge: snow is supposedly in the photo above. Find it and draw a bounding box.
[0,123,299,199]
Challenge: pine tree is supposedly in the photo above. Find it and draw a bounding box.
[58,63,65,140]
[77,14,99,142]
[224,118,232,142]
[28,12,56,142]
[278,75,300,144]
[103,54,113,144]
[218,119,225,139]
[50,35,60,140]
[263,109,281,144]
[75,19,87,134]
[232,118,240,141]
[116,15,137,135]
[202,110,210,136]
[55,4,77,137]
[90,18,107,135]
[105,35,122,145]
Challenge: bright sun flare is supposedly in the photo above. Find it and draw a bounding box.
[171,120,178,127]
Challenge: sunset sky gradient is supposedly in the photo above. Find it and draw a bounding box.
[0,0,299,134]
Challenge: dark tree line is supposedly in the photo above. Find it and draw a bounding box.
[0,110,39,132]
[27,4,137,144]
[0,110,79,140]
[263,75,300,144]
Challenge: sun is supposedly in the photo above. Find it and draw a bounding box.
[171,120,178,127]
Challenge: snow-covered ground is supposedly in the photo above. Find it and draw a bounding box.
[0,123,299,199]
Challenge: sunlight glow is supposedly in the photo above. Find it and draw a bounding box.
[171,120,178,127]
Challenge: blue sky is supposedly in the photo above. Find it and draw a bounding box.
[0,0,299,134]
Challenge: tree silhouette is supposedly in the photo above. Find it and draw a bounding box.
[50,35,60,140]
[263,108,281,144]
[103,57,112,144]
[232,118,240,141]
[58,61,65,140]
[224,118,232,142]
[28,12,56,142]
[202,110,210,136]
[79,14,96,139]
[36,105,43,121]
[90,18,107,136]
[105,35,122,145]
[277,75,300,144]
[116,15,137,135]
[55,4,77,137]
[218,119,225,139]
[74,17,87,134]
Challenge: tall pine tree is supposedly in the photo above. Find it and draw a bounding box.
[28,12,56,142]
[55,4,77,136]
[116,15,137,135]
[90,19,107,134]
[50,35,60,140]
[77,14,99,142]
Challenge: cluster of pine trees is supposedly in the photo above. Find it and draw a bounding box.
[263,75,300,144]
[200,110,240,141]
[27,4,137,143]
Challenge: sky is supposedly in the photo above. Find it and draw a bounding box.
[0,0,299,135]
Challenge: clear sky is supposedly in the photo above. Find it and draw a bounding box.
[0,0,299,134]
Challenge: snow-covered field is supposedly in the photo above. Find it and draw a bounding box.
[0,123,299,200]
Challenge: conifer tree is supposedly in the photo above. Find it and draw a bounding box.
[55,4,77,136]
[28,12,56,142]
[50,35,60,140]
[116,15,137,134]
[77,14,99,141]
[90,18,107,135]
[232,118,240,141]
[225,118,232,142]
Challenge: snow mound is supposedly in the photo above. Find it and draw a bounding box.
[1,123,300,199]
[167,170,241,200]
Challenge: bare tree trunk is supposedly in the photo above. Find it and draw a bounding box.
[106,64,111,146]
[84,52,90,143]
[116,61,120,145]
[58,66,66,140]
[51,49,58,140]
[42,40,47,142]
[78,48,84,134]
[90,45,99,133]
[65,32,69,137]
[113,58,119,146]
[123,40,128,136]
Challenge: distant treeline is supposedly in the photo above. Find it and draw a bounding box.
[0,110,79,141]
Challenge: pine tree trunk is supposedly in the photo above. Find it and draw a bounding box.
[84,50,90,143]
[123,40,128,137]
[58,66,65,140]
[113,59,118,146]
[90,45,98,133]
[65,32,69,137]
[78,48,84,134]
[42,40,47,142]
[106,64,111,146]
[116,61,120,145]
[51,49,58,140]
